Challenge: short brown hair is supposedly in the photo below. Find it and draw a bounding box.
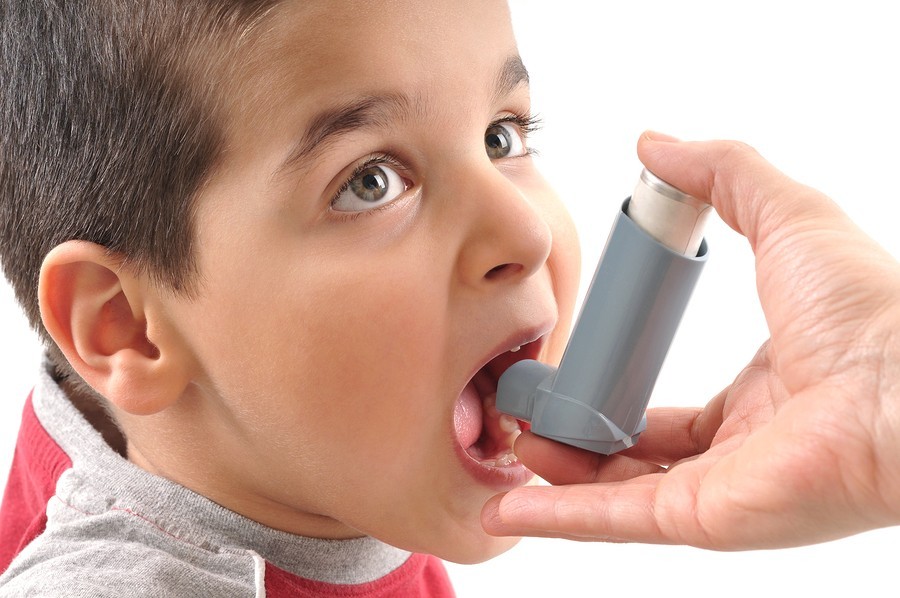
[0,1,281,374]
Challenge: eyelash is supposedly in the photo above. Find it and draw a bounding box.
[496,112,543,139]
[329,112,541,221]
[331,153,396,199]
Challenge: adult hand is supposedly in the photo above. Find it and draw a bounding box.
[482,132,900,549]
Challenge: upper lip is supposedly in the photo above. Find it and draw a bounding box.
[462,319,557,389]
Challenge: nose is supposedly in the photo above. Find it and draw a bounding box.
[452,163,553,288]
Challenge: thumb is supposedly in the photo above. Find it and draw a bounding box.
[635,132,848,253]
[637,132,900,394]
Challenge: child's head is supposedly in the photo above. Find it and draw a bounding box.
[0,0,580,563]
[1,0,278,372]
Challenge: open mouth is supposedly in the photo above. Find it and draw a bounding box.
[453,334,545,483]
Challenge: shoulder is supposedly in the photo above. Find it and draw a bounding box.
[0,529,261,598]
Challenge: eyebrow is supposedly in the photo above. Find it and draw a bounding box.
[274,55,530,177]
[493,54,530,105]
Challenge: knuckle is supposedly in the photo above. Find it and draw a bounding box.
[716,139,760,170]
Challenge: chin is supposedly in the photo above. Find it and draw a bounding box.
[427,524,521,565]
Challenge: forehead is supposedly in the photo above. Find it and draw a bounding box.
[230,0,520,125]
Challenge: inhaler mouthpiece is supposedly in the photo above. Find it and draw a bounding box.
[496,169,710,454]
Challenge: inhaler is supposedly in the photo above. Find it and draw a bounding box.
[496,169,711,454]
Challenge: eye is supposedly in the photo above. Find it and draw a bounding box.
[332,163,409,213]
[484,122,526,160]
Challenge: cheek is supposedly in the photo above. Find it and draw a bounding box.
[187,244,450,455]
[523,179,582,364]
[294,273,444,412]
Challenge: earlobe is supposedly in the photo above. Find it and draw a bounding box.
[39,241,191,415]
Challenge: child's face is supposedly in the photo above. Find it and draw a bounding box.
[152,0,579,563]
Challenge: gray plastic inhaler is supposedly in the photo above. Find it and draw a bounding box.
[496,169,711,454]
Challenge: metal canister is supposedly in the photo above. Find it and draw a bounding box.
[628,168,711,256]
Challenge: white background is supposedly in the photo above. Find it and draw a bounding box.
[2,1,899,596]
[448,2,900,596]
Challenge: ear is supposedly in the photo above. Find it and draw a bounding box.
[38,240,192,415]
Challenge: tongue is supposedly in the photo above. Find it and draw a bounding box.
[454,379,483,449]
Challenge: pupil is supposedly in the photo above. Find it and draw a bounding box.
[351,166,389,202]
[363,172,382,190]
[485,125,511,159]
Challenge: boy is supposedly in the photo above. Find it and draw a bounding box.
[0,0,580,595]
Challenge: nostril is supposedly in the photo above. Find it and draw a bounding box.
[485,263,523,281]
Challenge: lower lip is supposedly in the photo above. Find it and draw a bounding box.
[452,383,534,491]
[453,443,534,491]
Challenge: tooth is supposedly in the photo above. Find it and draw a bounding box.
[498,414,521,434]
[510,345,522,352]
[494,451,519,467]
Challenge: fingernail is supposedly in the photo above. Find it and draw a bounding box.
[481,494,507,535]
[643,130,681,143]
